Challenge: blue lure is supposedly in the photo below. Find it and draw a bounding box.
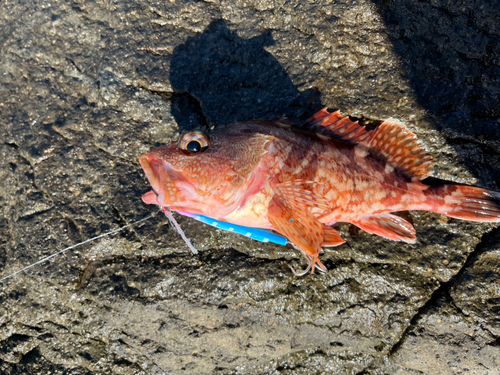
[177,211,288,246]
[163,207,311,276]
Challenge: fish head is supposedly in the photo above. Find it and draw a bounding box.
[139,128,267,216]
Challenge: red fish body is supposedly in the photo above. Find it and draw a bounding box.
[140,109,500,274]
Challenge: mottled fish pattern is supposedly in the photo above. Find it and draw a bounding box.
[140,109,500,274]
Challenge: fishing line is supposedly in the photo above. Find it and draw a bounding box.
[0,211,158,283]
[148,188,199,254]
[161,206,198,255]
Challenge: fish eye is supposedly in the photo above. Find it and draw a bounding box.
[186,140,202,153]
[179,131,210,154]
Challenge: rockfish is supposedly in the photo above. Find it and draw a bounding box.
[140,109,500,275]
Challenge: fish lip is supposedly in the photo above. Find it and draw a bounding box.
[139,151,184,207]
[139,153,161,196]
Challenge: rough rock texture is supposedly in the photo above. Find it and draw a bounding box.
[1,0,499,374]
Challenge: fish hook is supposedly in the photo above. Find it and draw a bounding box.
[315,259,328,273]
[290,244,328,276]
[290,259,312,277]
[290,249,313,276]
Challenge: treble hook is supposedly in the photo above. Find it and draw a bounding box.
[289,244,328,276]
[290,249,313,276]
[290,258,312,276]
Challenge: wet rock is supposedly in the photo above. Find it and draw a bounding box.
[0,0,499,374]
[451,238,500,338]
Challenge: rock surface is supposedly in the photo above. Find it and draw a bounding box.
[1,0,499,374]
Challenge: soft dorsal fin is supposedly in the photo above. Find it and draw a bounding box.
[301,108,433,180]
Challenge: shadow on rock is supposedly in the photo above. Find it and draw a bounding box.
[169,19,322,132]
[372,0,500,184]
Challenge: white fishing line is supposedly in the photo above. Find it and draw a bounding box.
[161,206,198,255]
[0,211,158,283]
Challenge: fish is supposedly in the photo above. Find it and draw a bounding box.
[139,108,500,275]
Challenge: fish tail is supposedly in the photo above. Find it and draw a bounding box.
[431,184,500,222]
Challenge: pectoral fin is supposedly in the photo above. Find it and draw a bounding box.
[352,213,416,243]
[268,193,327,274]
[275,180,330,210]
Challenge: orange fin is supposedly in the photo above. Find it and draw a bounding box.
[363,119,433,180]
[268,194,326,274]
[352,213,416,243]
[275,180,330,210]
[301,108,433,179]
[432,185,500,222]
[322,226,346,247]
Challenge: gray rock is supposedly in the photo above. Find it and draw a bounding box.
[1,0,499,373]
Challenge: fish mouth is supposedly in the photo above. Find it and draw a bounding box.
[139,152,180,207]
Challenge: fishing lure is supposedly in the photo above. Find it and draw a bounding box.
[178,211,287,246]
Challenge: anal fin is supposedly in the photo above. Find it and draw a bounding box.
[352,213,416,243]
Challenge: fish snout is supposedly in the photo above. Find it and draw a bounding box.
[140,153,161,195]
[139,152,180,207]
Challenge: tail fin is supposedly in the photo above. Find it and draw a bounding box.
[432,185,500,222]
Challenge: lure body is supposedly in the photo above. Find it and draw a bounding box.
[178,211,288,245]
[140,109,500,274]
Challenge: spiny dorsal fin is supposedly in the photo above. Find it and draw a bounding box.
[301,108,433,180]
